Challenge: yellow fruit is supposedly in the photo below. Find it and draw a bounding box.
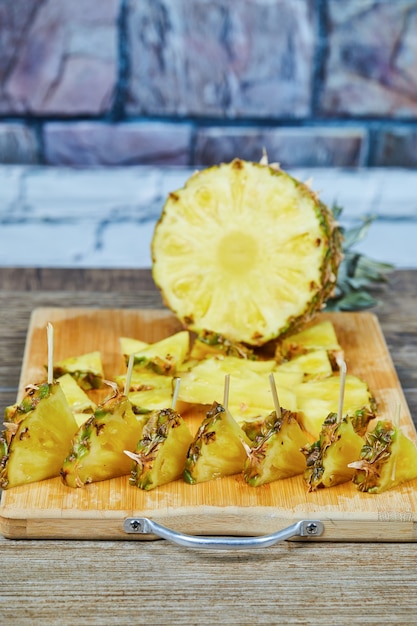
[152,159,342,345]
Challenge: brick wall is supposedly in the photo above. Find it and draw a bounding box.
[2,0,417,168]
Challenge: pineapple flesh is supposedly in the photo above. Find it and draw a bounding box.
[152,159,342,346]
[184,401,251,484]
[128,408,193,490]
[0,382,78,489]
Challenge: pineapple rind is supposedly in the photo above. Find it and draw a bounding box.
[152,159,342,346]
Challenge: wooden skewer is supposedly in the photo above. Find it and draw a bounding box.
[223,374,230,410]
[46,322,54,385]
[337,360,347,423]
[171,377,181,410]
[124,353,135,396]
[269,373,281,419]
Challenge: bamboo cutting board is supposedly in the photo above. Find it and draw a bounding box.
[1,307,417,542]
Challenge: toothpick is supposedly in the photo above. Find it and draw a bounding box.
[124,353,135,396]
[223,374,230,409]
[337,360,347,423]
[269,373,281,419]
[394,402,401,429]
[172,377,181,410]
[46,322,54,384]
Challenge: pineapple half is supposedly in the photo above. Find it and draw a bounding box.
[152,159,342,345]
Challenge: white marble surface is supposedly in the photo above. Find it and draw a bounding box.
[0,165,416,269]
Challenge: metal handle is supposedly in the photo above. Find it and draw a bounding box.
[123,517,324,550]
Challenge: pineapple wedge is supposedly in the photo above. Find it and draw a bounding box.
[0,382,78,489]
[152,158,342,346]
[294,373,376,438]
[350,420,417,493]
[130,331,190,375]
[114,370,175,413]
[184,401,251,484]
[302,412,365,491]
[243,409,309,487]
[57,373,97,426]
[120,337,149,365]
[61,389,148,488]
[52,350,104,391]
[128,408,193,490]
[276,320,344,367]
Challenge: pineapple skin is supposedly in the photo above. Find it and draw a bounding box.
[1,382,78,489]
[61,391,147,488]
[129,408,193,490]
[152,159,343,346]
[184,401,251,484]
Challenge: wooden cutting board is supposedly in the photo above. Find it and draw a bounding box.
[1,307,417,542]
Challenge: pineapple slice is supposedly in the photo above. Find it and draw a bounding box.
[152,158,342,346]
[302,412,365,491]
[120,337,149,365]
[276,319,343,367]
[127,408,193,490]
[130,331,190,375]
[0,382,78,489]
[61,389,148,488]
[184,401,251,484]
[57,373,97,426]
[52,351,104,391]
[350,420,417,493]
[243,409,309,487]
[294,373,376,438]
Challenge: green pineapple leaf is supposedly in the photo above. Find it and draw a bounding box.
[325,205,394,312]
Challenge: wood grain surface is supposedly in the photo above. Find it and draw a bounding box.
[1,268,417,625]
[1,306,416,542]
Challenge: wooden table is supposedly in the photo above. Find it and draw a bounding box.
[1,267,416,625]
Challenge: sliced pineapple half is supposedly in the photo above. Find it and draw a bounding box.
[152,159,342,345]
